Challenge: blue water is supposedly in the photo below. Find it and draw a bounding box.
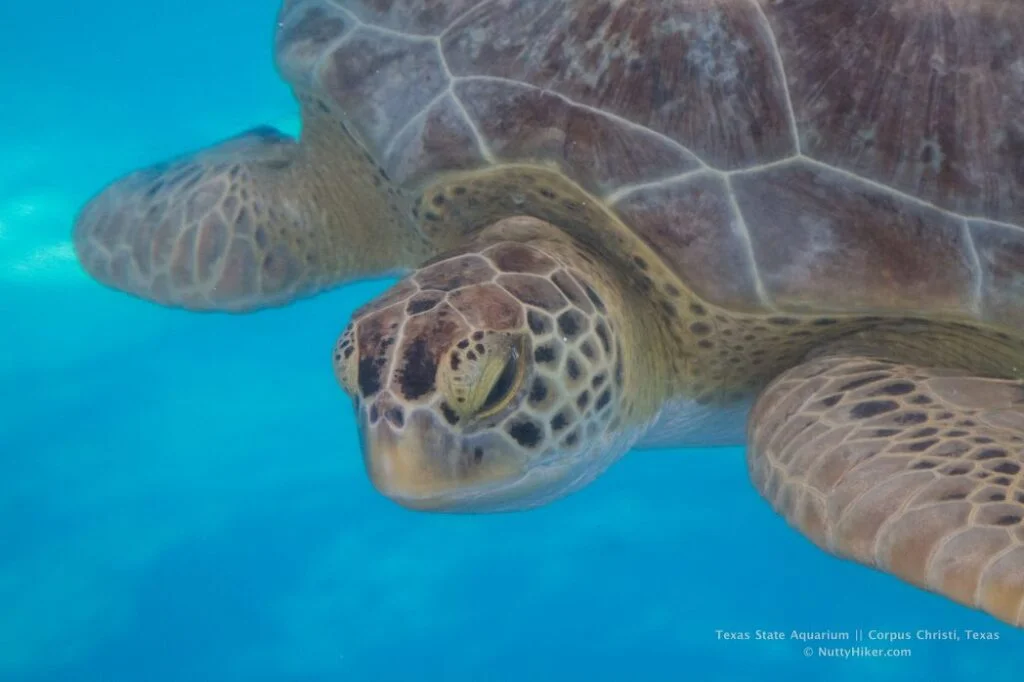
[1,2,1022,680]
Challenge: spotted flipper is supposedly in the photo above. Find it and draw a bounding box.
[749,355,1024,627]
[74,127,316,310]
[74,116,424,312]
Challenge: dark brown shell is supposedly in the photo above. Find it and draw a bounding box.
[275,0,1024,325]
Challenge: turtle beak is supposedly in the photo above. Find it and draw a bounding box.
[360,413,459,511]
[359,408,527,512]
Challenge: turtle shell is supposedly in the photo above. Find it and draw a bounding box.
[275,0,1024,326]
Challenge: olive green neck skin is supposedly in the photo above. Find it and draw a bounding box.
[812,322,1024,381]
[287,95,435,279]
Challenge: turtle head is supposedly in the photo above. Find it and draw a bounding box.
[333,218,639,512]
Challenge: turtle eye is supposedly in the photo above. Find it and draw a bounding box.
[477,339,523,418]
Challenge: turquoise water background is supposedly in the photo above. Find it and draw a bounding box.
[2,1,1022,680]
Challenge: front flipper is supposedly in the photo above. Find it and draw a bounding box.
[74,119,424,312]
[749,355,1024,627]
[74,127,318,311]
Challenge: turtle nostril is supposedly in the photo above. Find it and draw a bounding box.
[385,406,405,427]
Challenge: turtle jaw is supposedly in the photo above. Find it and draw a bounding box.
[359,408,536,513]
[361,416,637,514]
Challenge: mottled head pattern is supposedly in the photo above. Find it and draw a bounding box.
[333,235,628,511]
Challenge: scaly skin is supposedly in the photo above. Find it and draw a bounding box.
[751,343,1024,628]
[333,217,663,512]
[73,99,432,311]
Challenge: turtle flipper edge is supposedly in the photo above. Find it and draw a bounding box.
[73,122,424,312]
[748,354,1024,627]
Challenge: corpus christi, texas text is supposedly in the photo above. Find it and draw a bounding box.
[715,629,1000,641]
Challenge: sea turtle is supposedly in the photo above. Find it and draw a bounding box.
[73,0,1024,627]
